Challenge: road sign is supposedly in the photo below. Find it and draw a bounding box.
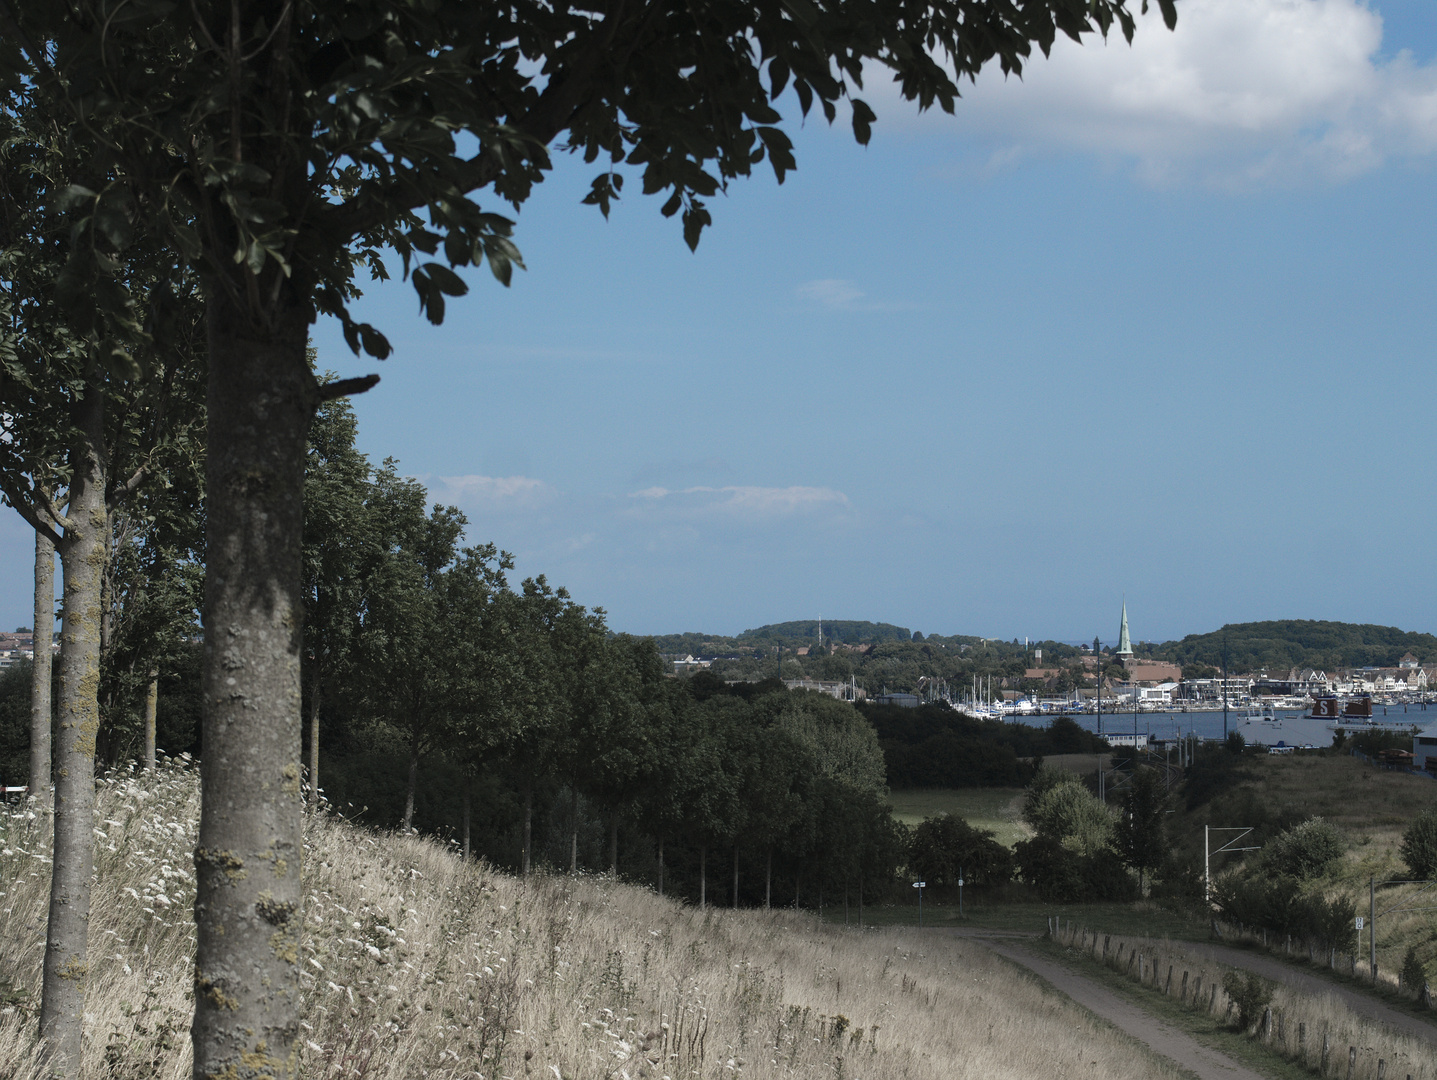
[957,879,964,888]
[913,881,926,888]
[1355,916,1365,930]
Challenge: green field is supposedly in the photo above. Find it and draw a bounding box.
[887,787,1032,847]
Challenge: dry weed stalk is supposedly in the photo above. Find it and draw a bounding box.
[4,761,1186,1079]
[1052,921,1437,1080]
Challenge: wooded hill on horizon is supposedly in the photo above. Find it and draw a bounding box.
[650,619,1437,674]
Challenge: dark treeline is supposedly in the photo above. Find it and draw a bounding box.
[865,705,1109,788]
[1156,620,1437,673]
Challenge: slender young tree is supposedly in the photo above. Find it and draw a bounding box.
[29,524,53,803]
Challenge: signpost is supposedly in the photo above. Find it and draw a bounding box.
[958,870,965,918]
[913,881,926,927]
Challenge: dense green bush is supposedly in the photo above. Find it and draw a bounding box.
[1401,808,1437,880]
[909,814,1013,888]
[1402,946,1428,993]
[1220,970,1273,1030]
[1262,817,1343,880]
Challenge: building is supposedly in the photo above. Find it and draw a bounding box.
[1117,602,1134,663]
[1414,723,1437,774]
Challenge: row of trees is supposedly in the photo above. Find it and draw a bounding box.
[0,0,1174,1073]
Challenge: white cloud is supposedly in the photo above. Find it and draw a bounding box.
[798,279,866,309]
[876,0,1437,184]
[628,484,850,519]
[435,474,553,507]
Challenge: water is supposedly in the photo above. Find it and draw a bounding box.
[1045,703,1437,747]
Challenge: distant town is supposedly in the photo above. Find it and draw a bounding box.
[656,612,1437,717]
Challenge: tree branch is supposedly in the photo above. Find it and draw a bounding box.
[316,373,380,401]
[0,480,66,547]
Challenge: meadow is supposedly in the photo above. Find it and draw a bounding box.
[0,760,1189,1080]
[885,787,1030,847]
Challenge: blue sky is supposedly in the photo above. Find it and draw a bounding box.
[6,0,1437,645]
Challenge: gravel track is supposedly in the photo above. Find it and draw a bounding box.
[968,936,1267,1080]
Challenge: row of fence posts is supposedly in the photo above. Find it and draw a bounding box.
[1047,920,1418,1079]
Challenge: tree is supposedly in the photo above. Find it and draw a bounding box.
[1402,807,1437,881]
[0,88,206,1067]
[301,383,376,807]
[0,0,1175,1071]
[1116,766,1166,893]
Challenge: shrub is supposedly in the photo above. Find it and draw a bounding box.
[1402,946,1428,993]
[1401,808,1437,881]
[1221,970,1273,1030]
[1263,817,1343,880]
[908,814,1013,888]
[1225,730,1246,755]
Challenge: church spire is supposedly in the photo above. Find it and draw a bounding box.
[1117,601,1134,662]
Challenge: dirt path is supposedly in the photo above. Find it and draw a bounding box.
[971,937,1267,1080]
[1182,942,1437,1048]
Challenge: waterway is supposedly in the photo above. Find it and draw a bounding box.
[1052,703,1437,747]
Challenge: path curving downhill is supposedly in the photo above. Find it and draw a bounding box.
[1182,941,1437,1049]
[970,936,1266,1080]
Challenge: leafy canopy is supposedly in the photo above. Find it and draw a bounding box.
[1,0,1174,365]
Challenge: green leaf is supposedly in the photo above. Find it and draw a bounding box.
[358,323,392,359]
[850,99,877,146]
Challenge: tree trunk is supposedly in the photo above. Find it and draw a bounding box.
[522,784,533,876]
[657,835,664,897]
[732,844,739,908]
[402,745,419,831]
[569,787,580,875]
[461,776,471,862]
[765,848,772,911]
[609,815,618,875]
[193,306,312,1080]
[306,664,321,807]
[38,386,107,1072]
[142,671,159,770]
[29,526,53,806]
[700,843,707,910]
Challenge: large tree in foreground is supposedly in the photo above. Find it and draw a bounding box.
[0,0,1175,1074]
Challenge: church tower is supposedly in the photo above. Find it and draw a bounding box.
[1117,601,1134,663]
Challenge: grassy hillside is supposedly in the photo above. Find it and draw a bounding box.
[0,761,1191,1080]
[887,788,1031,848]
[1175,750,1437,977]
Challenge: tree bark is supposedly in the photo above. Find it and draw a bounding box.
[39,386,107,1072]
[142,670,159,770]
[402,744,419,832]
[461,776,471,862]
[569,787,579,875]
[522,784,532,876]
[193,303,311,1080]
[609,816,618,875]
[699,843,707,910]
[29,526,53,807]
[306,664,321,807]
[657,835,664,897]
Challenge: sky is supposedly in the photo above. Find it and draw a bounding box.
[6,0,1437,645]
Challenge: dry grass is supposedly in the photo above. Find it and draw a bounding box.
[1053,920,1437,1080]
[1,761,1192,1080]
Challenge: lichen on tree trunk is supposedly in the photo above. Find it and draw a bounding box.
[143,671,158,770]
[30,526,53,807]
[192,302,310,1080]
[39,387,106,1072]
